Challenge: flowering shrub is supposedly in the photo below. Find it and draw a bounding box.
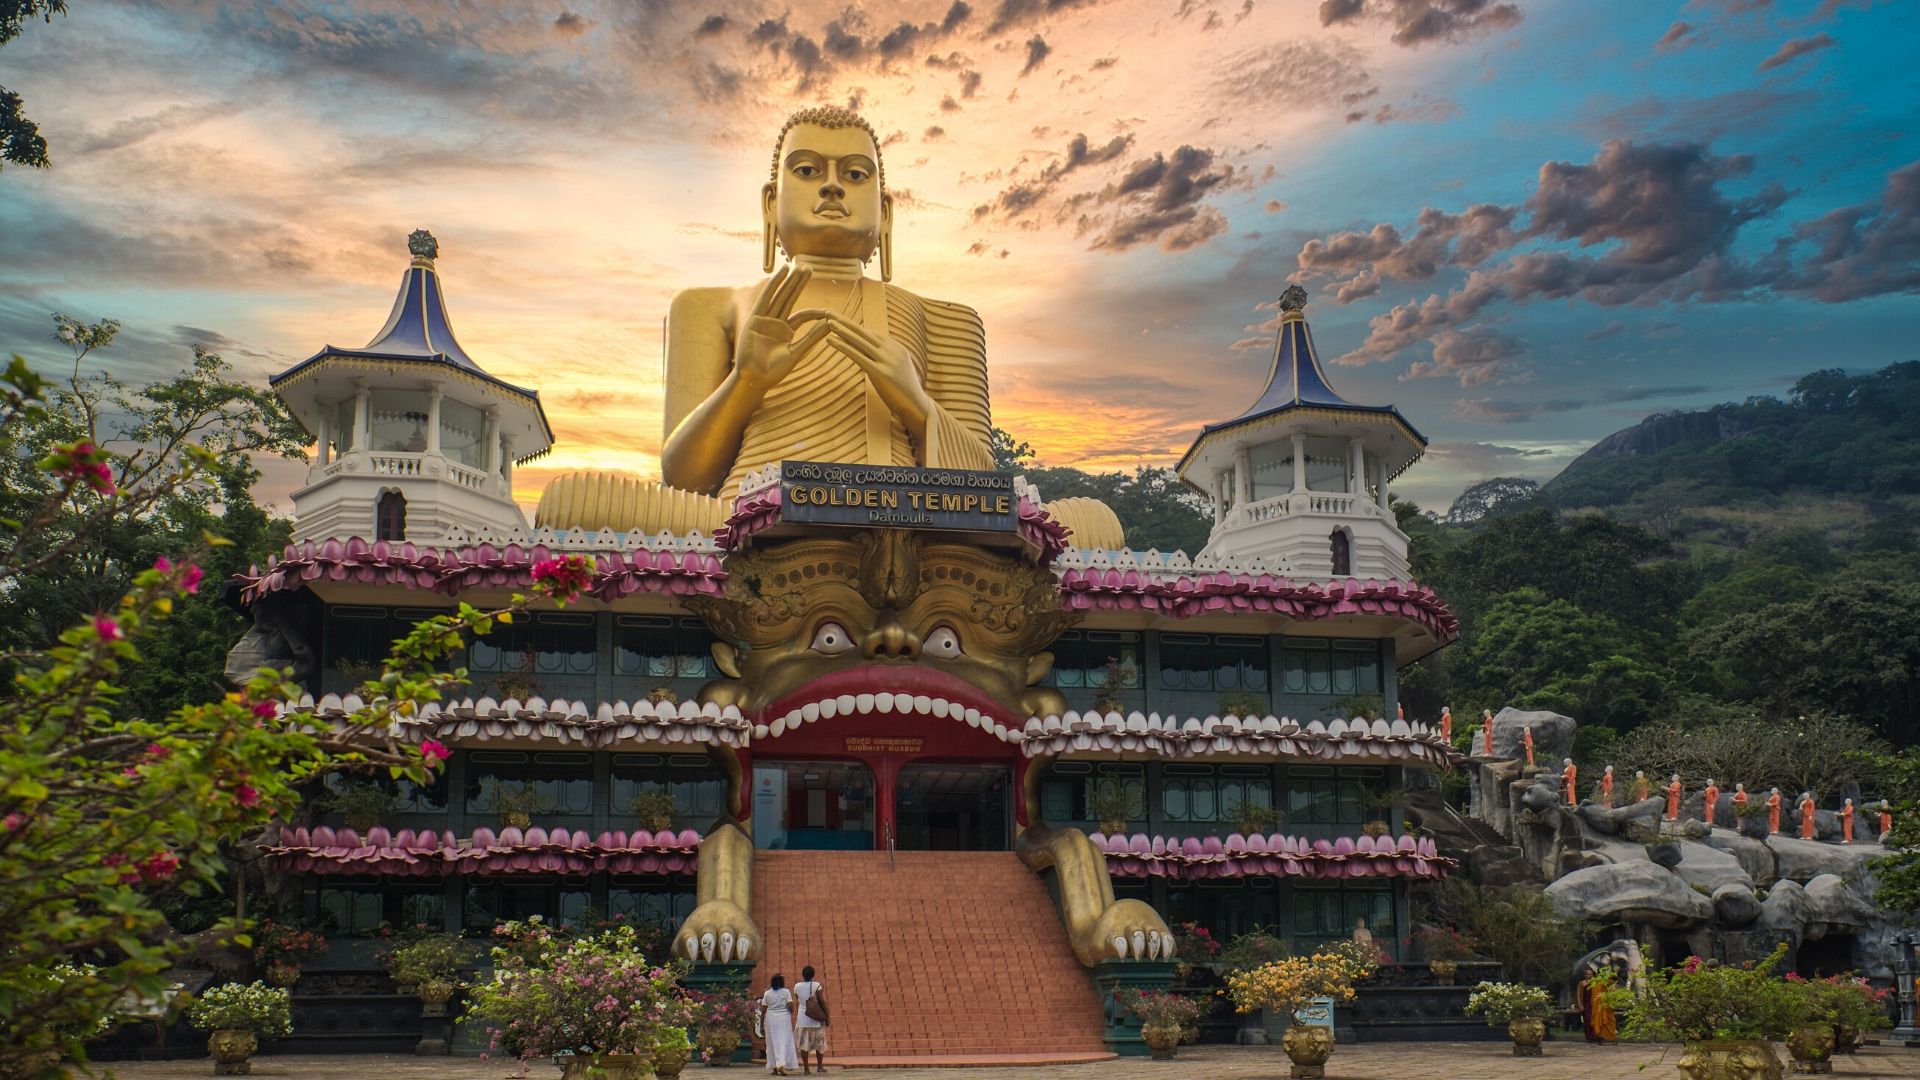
[466,921,694,1063]
[379,928,470,988]
[1793,974,1892,1031]
[1225,951,1365,1017]
[1116,988,1204,1028]
[689,989,757,1033]
[1171,921,1221,962]
[530,555,595,605]
[1215,929,1290,977]
[1412,925,1475,962]
[1465,981,1553,1024]
[253,920,329,968]
[187,982,293,1037]
[1318,937,1392,978]
[1618,946,1802,1043]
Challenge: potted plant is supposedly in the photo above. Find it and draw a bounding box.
[320,777,393,833]
[1090,656,1135,715]
[1230,798,1282,838]
[646,686,680,706]
[1465,981,1555,1056]
[690,989,754,1067]
[1790,974,1892,1068]
[187,981,293,1075]
[1618,945,1798,1080]
[652,1025,693,1078]
[1218,691,1267,718]
[1413,926,1474,985]
[1115,988,1204,1060]
[629,788,680,833]
[1170,921,1221,985]
[380,929,469,1015]
[490,658,541,703]
[467,919,693,1079]
[1360,783,1397,839]
[495,783,546,829]
[1085,784,1141,837]
[252,920,327,987]
[1225,950,1363,1079]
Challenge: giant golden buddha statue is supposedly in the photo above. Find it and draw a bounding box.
[536,106,1123,550]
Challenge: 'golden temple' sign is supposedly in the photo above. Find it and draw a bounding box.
[781,460,1017,532]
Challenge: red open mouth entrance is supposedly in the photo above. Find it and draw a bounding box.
[740,666,1027,853]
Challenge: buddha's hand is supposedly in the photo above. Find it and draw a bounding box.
[733,265,833,394]
[794,310,933,433]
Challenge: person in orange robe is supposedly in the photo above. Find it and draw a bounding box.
[1665,774,1682,820]
[1841,798,1854,844]
[1440,706,1452,743]
[1881,801,1895,841]
[1523,726,1536,767]
[1798,792,1817,839]
[1702,778,1721,827]
[1481,709,1495,756]
[1577,977,1618,1043]
[1562,758,1578,806]
[1768,788,1783,834]
[1599,765,1615,808]
[1732,782,1749,818]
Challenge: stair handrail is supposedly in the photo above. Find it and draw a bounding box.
[885,821,895,871]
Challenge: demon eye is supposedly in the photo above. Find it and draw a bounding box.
[809,621,855,655]
[925,625,963,660]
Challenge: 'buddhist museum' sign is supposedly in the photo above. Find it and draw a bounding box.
[780,460,1017,532]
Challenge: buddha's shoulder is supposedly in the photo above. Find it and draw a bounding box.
[886,285,983,335]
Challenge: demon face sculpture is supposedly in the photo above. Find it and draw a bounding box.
[687,529,1072,725]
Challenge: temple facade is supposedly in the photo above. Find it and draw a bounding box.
[237,111,1462,1060]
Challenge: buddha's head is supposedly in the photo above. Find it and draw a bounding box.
[764,105,892,278]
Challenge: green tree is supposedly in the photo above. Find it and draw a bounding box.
[1443,476,1541,526]
[1026,463,1211,555]
[989,425,1035,471]
[1453,588,1669,729]
[0,317,305,718]
[1866,747,1920,915]
[1,2,67,169]
[1431,508,1688,639]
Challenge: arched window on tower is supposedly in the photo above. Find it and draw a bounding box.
[1329,529,1352,576]
[376,491,407,542]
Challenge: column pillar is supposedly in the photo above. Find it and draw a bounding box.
[1290,432,1307,493]
[1348,437,1364,496]
[1234,445,1252,504]
[1374,459,1389,509]
[315,403,332,468]
[501,438,515,488]
[483,406,501,475]
[426,383,443,455]
[352,381,371,453]
[1212,470,1226,524]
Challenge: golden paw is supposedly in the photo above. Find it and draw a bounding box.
[1093,899,1174,961]
[676,899,759,963]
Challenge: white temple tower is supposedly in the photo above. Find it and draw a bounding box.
[1177,285,1426,581]
[269,231,553,543]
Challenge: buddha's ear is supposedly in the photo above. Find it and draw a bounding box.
[762,182,778,273]
[879,191,894,283]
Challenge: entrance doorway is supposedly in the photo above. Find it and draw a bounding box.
[894,764,1011,851]
[750,760,876,851]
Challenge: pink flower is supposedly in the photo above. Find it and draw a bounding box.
[94,616,123,641]
[2,812,25,831]
[44,441,115,495]
[529,554,594,603]
[146,743,170,759]
[235,784,261,808]
[181,563,204,594]
[155,556,172,573]
[419,740,451,764]
[251,700,278,718]
[135,851,180,883]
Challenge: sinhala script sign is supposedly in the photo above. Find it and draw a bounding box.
[780,460,1017,532]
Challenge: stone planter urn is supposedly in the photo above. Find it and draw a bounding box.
[1429,960,1458,985]
[697,1026,740,1067]
[653,1042,693,1078]
[1784,1024,1835,1074]
[261,961,301,988]
[559,1053,655,1080]
[207,1029,257,1076]
[1508,1018,1546,1057]
[1675,1040,1785,1080]
[415,978,457,1017]
[1831,1024,1861,1055]
[1141,1023,1182,1060]
[1280,1024,1334,1080]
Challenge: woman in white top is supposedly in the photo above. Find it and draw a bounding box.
[761,973,798,1075]
[793,965,827,1075]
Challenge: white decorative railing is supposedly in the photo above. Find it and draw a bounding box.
[368,452,423,477]
[317,451,499,493]
[1217,491,1389,532]
[446,459,491,490]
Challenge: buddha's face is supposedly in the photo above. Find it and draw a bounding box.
[768,122,887,261]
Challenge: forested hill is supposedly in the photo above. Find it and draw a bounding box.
[1543,362,1920,518]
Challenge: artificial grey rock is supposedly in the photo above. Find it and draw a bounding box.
[1755,879,1810,949]
[1711,883,1763,927]
[1575,797,1664,837]
[1766,835,1882,883]
[1671,841,1754,894]
[1702,834,1777,888]
[1545,860,1713,928]
[1489,708,1576,762]
[1802,874,1878,935]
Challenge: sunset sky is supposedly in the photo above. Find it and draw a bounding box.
[2,0,1915,515]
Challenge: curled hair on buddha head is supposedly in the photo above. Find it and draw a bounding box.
[770,973,786,991]
[769,105,887,193]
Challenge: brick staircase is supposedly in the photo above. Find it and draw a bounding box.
[748,850,1114,1066]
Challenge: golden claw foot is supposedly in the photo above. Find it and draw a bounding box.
[675,821,759,964]
[1017,821,1173,966]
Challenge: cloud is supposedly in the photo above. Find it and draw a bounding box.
[1213,39,1379,116]
[984,0,1103,35]
[1403,326,1528,386]
[1299,140,1797,368]
[1654,21,1701,52]
[553,11,591,36]
[1774,161,1920,302]
[693,14,730,38]
[1021,34,1051,75]
[1081,145,1245,252]
[1584,320,1625,341]
[1757,33,1836,72]
[972,131,1135,219]
[1454,398,1583,423]
[1319,0,1524,47]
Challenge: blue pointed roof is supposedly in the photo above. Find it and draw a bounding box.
[1200,284,1425,442]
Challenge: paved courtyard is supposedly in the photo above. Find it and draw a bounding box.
[90,1042,1920,1079]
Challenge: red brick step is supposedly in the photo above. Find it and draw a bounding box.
[748,850,1113,1065]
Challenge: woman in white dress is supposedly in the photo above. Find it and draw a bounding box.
[760,973,799,1075]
